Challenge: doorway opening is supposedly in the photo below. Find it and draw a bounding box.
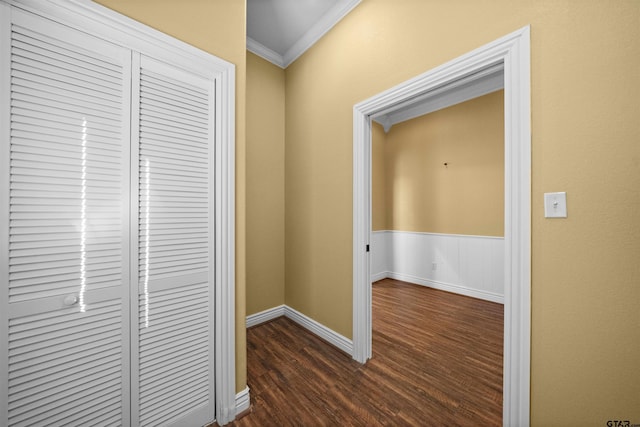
[370,85,506,424]
[352,27,531,426]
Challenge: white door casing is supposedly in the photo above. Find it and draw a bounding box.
[353,26,531,426]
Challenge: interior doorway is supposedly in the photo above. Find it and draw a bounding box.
[370,88,505,302]
[352,27,531,426]
[369,87,506,424]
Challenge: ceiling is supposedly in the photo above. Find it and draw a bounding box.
[246,0,361,68]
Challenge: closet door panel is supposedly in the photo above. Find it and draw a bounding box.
[3,9,131,426]
[136,56,215,427]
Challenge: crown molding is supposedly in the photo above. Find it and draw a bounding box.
[247,36,285,68]
[247,0,361,69]
[283,0,361,68]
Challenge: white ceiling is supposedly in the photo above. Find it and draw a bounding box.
[246,0,361,68]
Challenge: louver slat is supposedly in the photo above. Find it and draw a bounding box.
[137,56,214,426]
[8,301,123,426]
[6,10,129,427]
[8,22,126,302]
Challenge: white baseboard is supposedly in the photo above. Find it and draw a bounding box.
[371,271,389,282]
[235,386,251,415]
[386,271,504,304]
[245,304,354,356]
[246,305,286,328]
[283,306,353,355]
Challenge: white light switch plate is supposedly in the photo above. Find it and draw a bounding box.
[544,192,567,218]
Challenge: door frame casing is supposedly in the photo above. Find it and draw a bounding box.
[352,26,531,426]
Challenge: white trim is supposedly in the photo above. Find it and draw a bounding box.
[502,26,532,427]
[353,27,531,426]
[373,67,504,133]
[371,272,388,283]
[247,0,362,69]
[284,306,353,355]
[247,36,285,69]
[245,305,354,356]
[385,272,504,304]
[2,1,238,425]
[246,305,286,328]
[235,387,251,416]
[353,96,372,364]
[213,51,237,427]
[375,229,504,240]
[282,0,361,68]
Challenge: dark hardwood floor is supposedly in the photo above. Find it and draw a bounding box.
[226,278,503,426]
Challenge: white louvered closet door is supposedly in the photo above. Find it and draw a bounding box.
[133,55,215,427]
[2,8,132,427]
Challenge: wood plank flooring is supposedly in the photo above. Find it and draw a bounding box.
[226,278,503,426]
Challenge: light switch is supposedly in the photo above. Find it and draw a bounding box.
[544,192,567,218]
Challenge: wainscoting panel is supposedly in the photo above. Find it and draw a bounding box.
[371,231,389,282]
[371,231,504,303]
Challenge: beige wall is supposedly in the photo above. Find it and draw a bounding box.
[371,121,387,231]
[91,0,640,423]
[94,0,248,392]
[284,0,640,425]
[246,52,286,315]
[373,91,504,236]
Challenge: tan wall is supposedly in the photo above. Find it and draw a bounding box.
[284,0,640,425]
[94,0,248,392]
[246,52,286,315]
[379,91,504,236]
[371,121,387,231]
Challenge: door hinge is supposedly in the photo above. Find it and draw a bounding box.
[366,244,370,252]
